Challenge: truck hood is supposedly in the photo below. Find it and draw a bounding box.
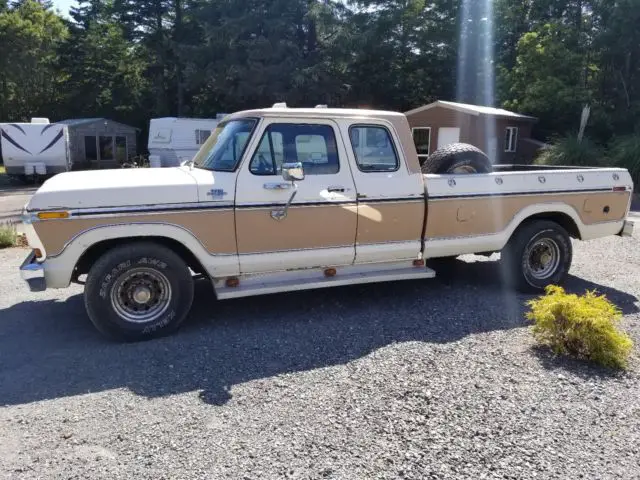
[27,167,199,211]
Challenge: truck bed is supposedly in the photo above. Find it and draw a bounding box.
[422,166,633,258]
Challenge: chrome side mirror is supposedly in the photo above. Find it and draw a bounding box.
[282,162,305,182]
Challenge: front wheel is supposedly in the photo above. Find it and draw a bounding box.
[501,220,573,293]
[84,242,195,341]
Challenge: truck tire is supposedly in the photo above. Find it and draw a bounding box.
[421,143,492,174]
[501,220,573,293]
[84,242,195,341]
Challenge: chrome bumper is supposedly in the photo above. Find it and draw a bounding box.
[619,219,635,238]
[20,250,46,292]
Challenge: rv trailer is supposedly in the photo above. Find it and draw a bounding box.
[0,117,138,181]
[147,115,227,167]
[0,119,70,179]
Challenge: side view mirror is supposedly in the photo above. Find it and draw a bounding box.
[282,162,305,182]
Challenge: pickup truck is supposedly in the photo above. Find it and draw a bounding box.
[20,104,635,341]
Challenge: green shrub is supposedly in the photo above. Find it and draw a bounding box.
[0,224,17,249]
[535,133,605,167]
[609,134,640,186]
[526,285,634,369]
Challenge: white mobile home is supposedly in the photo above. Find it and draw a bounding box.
[148,115,227,167]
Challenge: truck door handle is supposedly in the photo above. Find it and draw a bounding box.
[327,186,346,193]
[264,182,291,190]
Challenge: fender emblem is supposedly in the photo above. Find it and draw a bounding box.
[207,189,227,198]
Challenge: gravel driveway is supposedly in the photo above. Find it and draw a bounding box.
[0,186,36,225]
[1,232,639,479]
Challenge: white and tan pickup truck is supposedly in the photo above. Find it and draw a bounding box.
[20,104,635,341]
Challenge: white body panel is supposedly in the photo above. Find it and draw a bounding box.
[0,122,70,175]
[27,167,199,210]
[423,167,633,199]
[148,117,224,167]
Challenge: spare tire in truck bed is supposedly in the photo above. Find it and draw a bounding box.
[421,142,493,174]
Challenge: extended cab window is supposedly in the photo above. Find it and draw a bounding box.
[249,123,339,175]
[192,118,257,171]
[349,125,399,172]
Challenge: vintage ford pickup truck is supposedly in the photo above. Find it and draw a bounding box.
[20,104,635,340]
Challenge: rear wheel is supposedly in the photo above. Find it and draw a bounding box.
[84,242,195,341]
[501,220,573,293]
[421,142,492,174]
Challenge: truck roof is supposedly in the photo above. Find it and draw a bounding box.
[224,104,421,174]
[225,105,407,122]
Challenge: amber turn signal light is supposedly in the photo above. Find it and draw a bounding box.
[324,268,337,277]
[37,211,69,220]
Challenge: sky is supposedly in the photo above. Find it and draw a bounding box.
[51,0,78,19]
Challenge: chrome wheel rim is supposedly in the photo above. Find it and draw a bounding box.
[110,267,172,324]
[526,238,561,280]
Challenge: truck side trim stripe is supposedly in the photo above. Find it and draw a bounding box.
[429,187,615,200]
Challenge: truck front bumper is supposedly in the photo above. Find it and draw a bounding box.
[20,250,46,292]
[619,219,635,238]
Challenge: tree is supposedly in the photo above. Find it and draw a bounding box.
[501,23,594,139]
[0,0,68,121]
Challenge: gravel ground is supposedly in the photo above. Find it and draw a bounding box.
[1,231,639,480]
[0,186,37,225]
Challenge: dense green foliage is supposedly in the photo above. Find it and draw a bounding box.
[609,134,640,185]
[1,0,639,153]
[526,285,634,370]
[535,133,605,166]
[0,223,17,249]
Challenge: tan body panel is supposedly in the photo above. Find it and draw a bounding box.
[426,191,630,239]
[34,209,237,257]
[235,204,357,254]
[356,200,425,244]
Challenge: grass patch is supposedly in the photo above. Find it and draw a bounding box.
[526,285,633,370]
[0,223,18,249]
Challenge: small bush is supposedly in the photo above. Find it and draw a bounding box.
[526,285,633,369]
[0,224,17,249]
[609,134,640,186]
[535,133,605,167]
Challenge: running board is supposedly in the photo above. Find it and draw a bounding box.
[214,263,436,300]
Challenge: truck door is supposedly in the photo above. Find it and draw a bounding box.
[234,118,358,274]
[339,121,426,264]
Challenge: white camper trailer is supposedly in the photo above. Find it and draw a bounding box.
[147,115,227,167]
[0,117,138,180]
[0,119,71,178]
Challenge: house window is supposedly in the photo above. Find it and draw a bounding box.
[115,136,127,162]
[505,127,518,152]
[412,127,431,159]
[84,136,97,162]
[196,129,211,145]
[99,136,114,160]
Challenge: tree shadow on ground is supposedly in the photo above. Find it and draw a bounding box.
[0,258,637,406]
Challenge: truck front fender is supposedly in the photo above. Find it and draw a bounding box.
[43,223,239,289]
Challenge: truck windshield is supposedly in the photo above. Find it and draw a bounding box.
[192,118,258,171]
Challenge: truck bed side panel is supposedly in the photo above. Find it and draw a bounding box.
[423,168,633,257]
